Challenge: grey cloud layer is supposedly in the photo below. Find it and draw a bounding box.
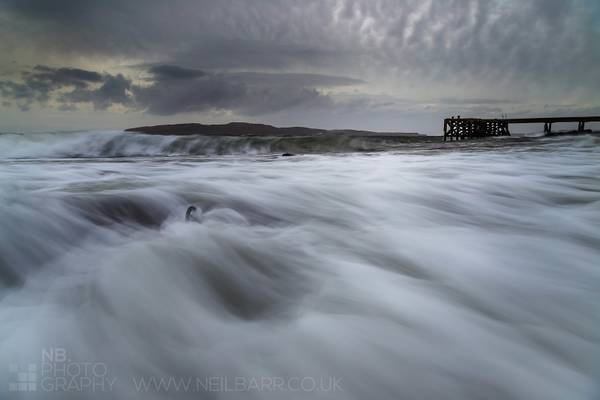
[0,0,599,121]
[0,65,360,115]
[2,0,597,78]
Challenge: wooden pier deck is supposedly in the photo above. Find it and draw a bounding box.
[443,116,600,141]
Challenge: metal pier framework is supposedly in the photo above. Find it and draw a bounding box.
[443,116,600,141]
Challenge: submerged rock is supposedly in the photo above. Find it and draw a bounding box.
[185,205,198,222]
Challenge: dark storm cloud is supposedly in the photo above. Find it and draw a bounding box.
[134,77,331,116]
[0,66,103,104]
[143,64,364,87]
[27,66,103,87]
[0,65,132,110]
[148,65,207,81]
[61,74,132,110]
[0,64,355,115]
[133,67,355,116]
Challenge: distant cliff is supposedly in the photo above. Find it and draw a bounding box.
[125,122,420,137]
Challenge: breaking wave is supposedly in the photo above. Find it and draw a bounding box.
[0,130,433,158]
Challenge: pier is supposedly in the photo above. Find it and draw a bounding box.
[443,116,600,141]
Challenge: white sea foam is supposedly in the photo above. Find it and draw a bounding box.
[0,133,598,399]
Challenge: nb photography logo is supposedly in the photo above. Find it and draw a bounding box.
[7,348,115,393]
[8,363,37,392]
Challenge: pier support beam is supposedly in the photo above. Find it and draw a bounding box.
[445,116,599,140]
[443,117,511,141]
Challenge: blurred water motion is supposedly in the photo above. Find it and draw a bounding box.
[0,131,599,399]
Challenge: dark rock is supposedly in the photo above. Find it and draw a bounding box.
[185,206,197,222]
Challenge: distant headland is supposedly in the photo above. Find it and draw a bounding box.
[125,122,421,137]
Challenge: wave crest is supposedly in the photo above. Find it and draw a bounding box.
[0,131,425,158]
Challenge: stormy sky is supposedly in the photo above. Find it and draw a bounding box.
[0,0,599,133]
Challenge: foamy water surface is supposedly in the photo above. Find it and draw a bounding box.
[0,131,599,399]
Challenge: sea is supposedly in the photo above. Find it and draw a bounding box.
[0,130,598,399]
